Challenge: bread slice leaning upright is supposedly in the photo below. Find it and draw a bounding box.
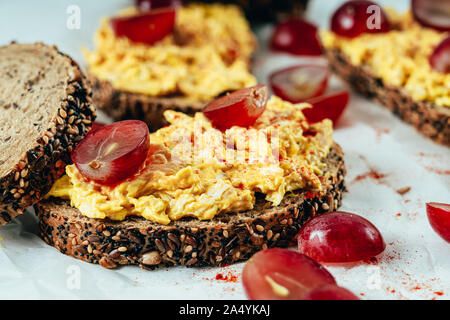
[0,42,96,225]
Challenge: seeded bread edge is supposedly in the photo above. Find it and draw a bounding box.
[34,143,345,269]
[324,47,450,146]
[88,73,208,132]
[0,43,96,226]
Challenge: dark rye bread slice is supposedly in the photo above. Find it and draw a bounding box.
[34,143,345,269]
[0,42,96,226]
[324,47,450,146]
[88,74,204,132]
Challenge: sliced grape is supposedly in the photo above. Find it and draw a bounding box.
[302,91,350,125]
[202,85,268,130]
[72,120,150,185]
[426,202,450,243]
[136,0,182,12]
[298,211,386,263]
[110,9,175,45]
[270,19,322,56]
[412,0,450,31]
[269,65,329,104]
[89,121,106,134]
[302,284,360,300]
[242,248,336,300]
[331,0,390,38]
[429,36,450,74]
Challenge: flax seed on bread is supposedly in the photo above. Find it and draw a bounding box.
[0,42,96,225]
[34,142,345,269]
[324,47,450,146]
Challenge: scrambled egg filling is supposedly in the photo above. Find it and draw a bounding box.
[83,4,257,102]
[47,97,333,225]
[321,9,450,107]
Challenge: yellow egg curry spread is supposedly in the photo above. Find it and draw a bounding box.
[321,9,450,107]
[47,97,333,225]
[83,3,257,102]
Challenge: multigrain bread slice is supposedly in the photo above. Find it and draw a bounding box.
[324,47,450,146]
[88,74,205,132]
[0,42,96,226]
[34,143,345,269]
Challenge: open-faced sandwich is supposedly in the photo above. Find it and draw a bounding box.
[0,42,95,226]
[321,0,449,146]
[84,2,257,131]
[35,85,346,269]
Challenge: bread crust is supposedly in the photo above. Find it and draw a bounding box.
[88,74,209,132]
[0,43,96,226]
[35,143,345,269]
[324,47,450,146]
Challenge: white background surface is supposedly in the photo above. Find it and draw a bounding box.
[0,0,449,300]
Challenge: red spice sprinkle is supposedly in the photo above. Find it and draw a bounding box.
[375,128,390,137]
[304,191,317,199]
[214,270,239,283]
[434,291,444,296]
[352,169,387,183]
[425,167,450,175]
[216,273,224,280]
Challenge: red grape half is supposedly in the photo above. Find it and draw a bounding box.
[426,202,450,243]
[242,248,336,300]
[110,9,176,45]
[270,19,322,56]
[412,0,450,32]
[202,85,268,130]
[136,0,182,12]
[298,211,386,263]
[303,90,350,125]
[72,120,150,185]
[269,65,329,104]
[302,284,360,300]
[429,35,450,74]
[331,0,390,38]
